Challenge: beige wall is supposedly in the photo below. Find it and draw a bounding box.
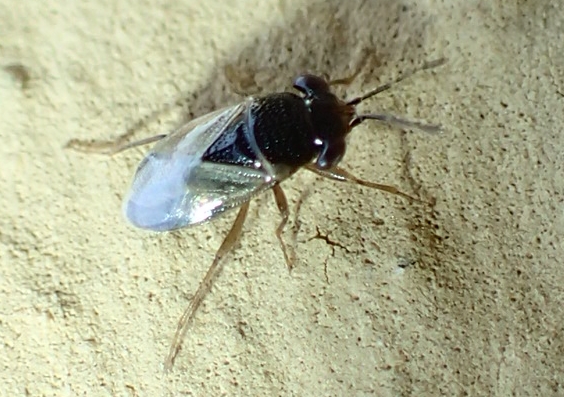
[1,0,562,395]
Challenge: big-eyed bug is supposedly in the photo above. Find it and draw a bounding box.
[67,58,446,370]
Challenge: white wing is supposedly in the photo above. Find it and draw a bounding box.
[123,101,277,231]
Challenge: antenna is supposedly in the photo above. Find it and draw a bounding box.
[346,58,447,106]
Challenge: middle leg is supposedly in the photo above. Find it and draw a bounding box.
[272,184,295,271]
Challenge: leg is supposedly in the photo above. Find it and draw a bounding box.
[224,63,262,96]
[64,89,192,154]
[327,50,372,87]
[291,185,314,244]
[164,202,250,371]
[306,165,422,203]
[328,68,361,87]
[65,133,166,155]
[272,185,294,271]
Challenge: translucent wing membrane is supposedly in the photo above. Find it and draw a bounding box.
[123,101,276,231]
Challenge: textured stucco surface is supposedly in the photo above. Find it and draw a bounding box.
[1,0,563,396]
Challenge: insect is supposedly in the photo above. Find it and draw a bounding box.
[67,58,445,370]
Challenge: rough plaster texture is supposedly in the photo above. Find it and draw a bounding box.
[1,0,563,396]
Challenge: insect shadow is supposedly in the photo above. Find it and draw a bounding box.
[66,57,445,370]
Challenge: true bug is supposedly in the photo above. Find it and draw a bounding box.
[67,58,445,370]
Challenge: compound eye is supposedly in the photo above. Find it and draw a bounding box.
[293,74,330,97]
[315,139,346,170]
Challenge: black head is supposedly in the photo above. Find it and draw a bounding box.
[291,59,445,170]
[293,74,355,170]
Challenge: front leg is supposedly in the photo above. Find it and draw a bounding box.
[306,165,422,203]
